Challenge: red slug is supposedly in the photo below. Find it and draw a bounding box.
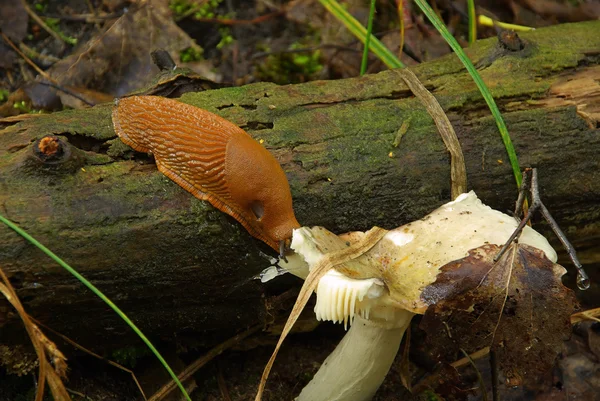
[112,95,300,252]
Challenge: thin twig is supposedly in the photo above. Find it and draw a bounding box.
[84,0,101,30]
[495,168,543,262]
[148,324,261,401]
[539,201,589,288]
[216,362,233,401]
[414,347,490,394]
[1,37,95,107]
[19,0,68,45]
[1,33,52,80]
[461,349,488,401]
[450,346,490,368]
[490,349,499,401]
[19,42,61,64]
[42,10,128,22]
[32,317,147,400]
[37,81,96,106]
[494,169,590,289]
[513,168,530,220]
[67,388,94,401]
[494,203,538,262]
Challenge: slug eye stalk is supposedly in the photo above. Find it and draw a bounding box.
[279,240,289,263]
[495,168,590,290]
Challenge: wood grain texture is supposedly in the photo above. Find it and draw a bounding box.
[112,96,300,250]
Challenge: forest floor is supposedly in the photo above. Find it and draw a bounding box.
[1,0,599,400]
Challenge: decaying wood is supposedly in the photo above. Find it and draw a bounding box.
[0,21,599,351]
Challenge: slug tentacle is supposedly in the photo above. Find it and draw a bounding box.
[112,95,300,251]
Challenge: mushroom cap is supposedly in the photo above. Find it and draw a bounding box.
[287,191,557,319]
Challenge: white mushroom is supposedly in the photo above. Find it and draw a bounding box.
[272,191,557,401]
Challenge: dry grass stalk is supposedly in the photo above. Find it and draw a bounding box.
[0,266,71,401]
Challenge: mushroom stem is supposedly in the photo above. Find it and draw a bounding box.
[297,311,414,401]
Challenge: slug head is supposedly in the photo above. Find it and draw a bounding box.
[225,133,300,249]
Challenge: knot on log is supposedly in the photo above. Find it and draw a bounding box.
[33,136,70,164]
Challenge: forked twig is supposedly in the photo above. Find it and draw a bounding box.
[494,168,590,290]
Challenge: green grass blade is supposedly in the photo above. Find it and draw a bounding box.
[318,0,404,69]
[413,0,522,187]
[478,15,535,32]
[0,214,192,401]
[360,0,377,75]
[467,0,477,44]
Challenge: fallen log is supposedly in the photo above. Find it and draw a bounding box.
[1,21,599,351]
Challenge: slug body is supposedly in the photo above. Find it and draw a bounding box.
[112,95,300,251]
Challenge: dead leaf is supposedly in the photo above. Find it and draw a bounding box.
[24,0,218,110]
[419,243,578,385]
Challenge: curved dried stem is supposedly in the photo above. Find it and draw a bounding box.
[395,68,467,199]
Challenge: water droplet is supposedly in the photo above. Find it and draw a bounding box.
[576,274,590,290]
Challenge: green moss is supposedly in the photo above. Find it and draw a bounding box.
[0,88,9,103]
[216,27,234,50]
[179,45,204,63]
[12,100,35,114]
[255,41,324,84]
[106,138,133,158]
[5,104,115,140]
[421,389,443,401]
[33,0,47,12]
[170,0,227,21]
[43,17,77,45]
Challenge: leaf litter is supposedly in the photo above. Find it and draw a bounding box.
[420,242,578,386]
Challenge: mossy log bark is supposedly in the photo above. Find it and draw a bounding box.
[1,21,599,350]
